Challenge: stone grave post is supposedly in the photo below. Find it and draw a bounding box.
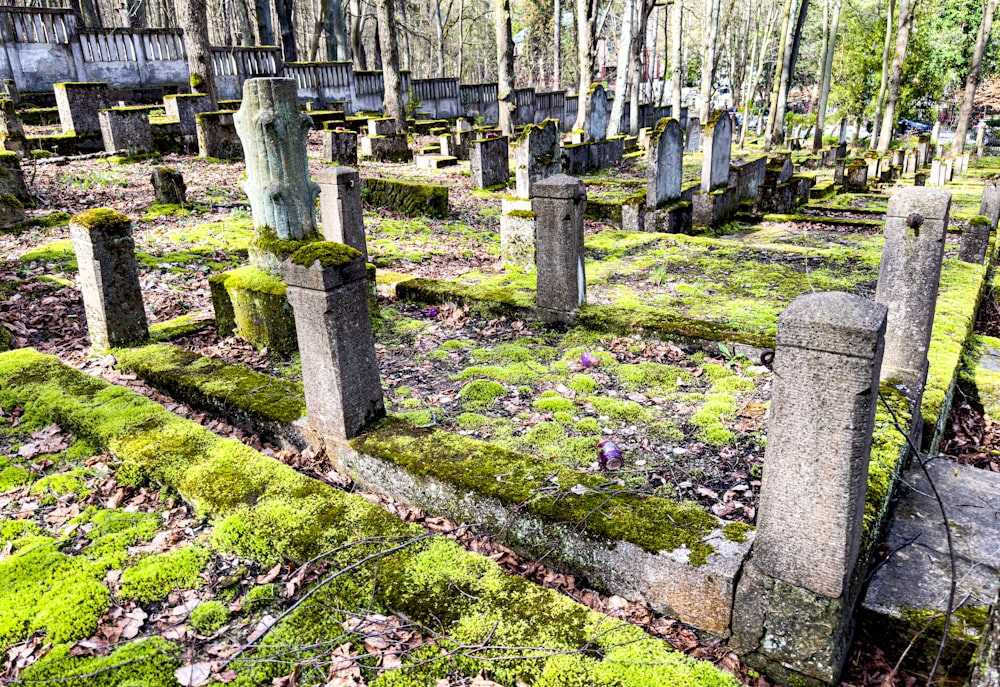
[700,111,732,193]
[959,216,992,265]
[685,116,701,152]
[99,108,154,154]
[733,291,887,685]
[588,84,609,141]
[981,177,1000,229]
[317,166,368,263]
[2,79,19,105]
[514,119,562,198]
[69,209,149,351]
[163,93,212,140]
[196,112,243,160]
[151,166,186,205]
[283,243,385,440]
[874,187,951,395]
[54,82,110,136]
[977,124,987,158]
[0,99,27,158]
[234,77,320,272]
[916,134,931,166]
[532,175,586,315]
[321,128,358,166]
[646,117,683,209]
[470,136,510,189]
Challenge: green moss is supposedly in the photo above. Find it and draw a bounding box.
[453,361,547,385]
[289,241,362,268]
[524,421,566,445]
[615,363,692,393]
[141,202,190,221]
[189,599,229,634]
[458,379,507,410]
[969,215,992,227]
[710,375,755,393]
[250,226,321,266]
[19,239,76,269]
[575,417,601,434]
[19,637,181,687]
[189,73,204,89]
[119,545,211,603]
[18,210,70,228]
[588,396,650,423]
[216,267,297,355]
[148,314,212,341]
[116,344,305,425]
[567,373,599,395]
[470,342,558,364]
[244,583,278,611]
[30,149,54,159]
[0,465,30,492]
[71,208,130,233]
[722,521,753,543]
[649,420,685,442]
[533,394,575,413]
[361,177,449,218]
[30,472,91,504]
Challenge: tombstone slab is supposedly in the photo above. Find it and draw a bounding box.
[470,136,509,189]
[514,119,561,198]
[99,108,154,154]
[588,84,609,142]
[317,166,368,263]
[532,175,586,315]
[151,166,186,205]
[54,82,110,135]
[163,93,213,140]
[700,111,732,193]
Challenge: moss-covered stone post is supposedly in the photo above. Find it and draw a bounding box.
[69,208,149,351]
[234,78,320,270]
[54,82,110,135]
[532,174,586,315]
[685,115,701,152]
[470,136,509,189]
[977,124,987,159]
[514,119,561,199]
[0,98,27,157]
[163,93,213,141]
[960,215,993,265]
[874,187,950,394]
[321,128,358,166]
[646,117,682,209]
[283,243,384,440]
[732,291,887,685]
[699,111,731,193]
[151,166,186,205]
[981,177,1000,231]
[98,108,154,154]
[317,166,367,263]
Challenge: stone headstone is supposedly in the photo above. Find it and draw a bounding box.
[54,82,110,135]
[765,156,794,186]
[234,78,320,272]
[196,111,243,160]
[700,111,732,193]
[0,152,26,225]
[0,98,27,158]
[150,166,186,205]
[470,136,510,189]
[69,208,149,350]
[368,118,396,136]
[514,119,561,198]
[755,291,887,597]
[283,243,385,439]
[321,129,359,166]
[981,177,1000,229]
[959,218,992,265]
[916,134,931,166]
[685,116,701,152]
[844,160,868,193]
[99,108,154,154]
[874,187,951,391]
[163,93,213,140]
[646,117,683,209]
[532,175,586,314]
[317,166,368,263]
[588,84,609,142]
[930,159,944,187]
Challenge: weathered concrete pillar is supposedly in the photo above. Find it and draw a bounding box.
[470,136,509,189]
[874,187,951,391]
[283,243,385,440]
[700,111,732,193]
[587,84,609,141]
[54,82,110,135]
[733,291,887,685]
[685,116,701,152]
[196,111,244,161]
[317,166,367,263]
[151,166,186,205]
[532,175,586,314]
[99,108,154,154]
[163,93,213,140]
[234,77,320,269]
[755,291,886,595]
[321,128,358,166]
[514,119,561,198]
[982,177,1000,230]
[69,208,148,350]
[959,215,992,265]
[646,117,682,209]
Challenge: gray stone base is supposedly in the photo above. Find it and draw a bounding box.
[757,182,798,213]
[645,202,693,233]
[692,187,739,228]
[360,134,412,162]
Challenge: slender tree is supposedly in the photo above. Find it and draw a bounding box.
[180,0,218,108]
[875,0,916,154]
[432,0,447,76]
[572,0,598,132]
[553,0,562,89]
[254,0,274,44]
[608,0,637,137]
[273,0,297,61]
[495,0,516,134]
[870,0,895,150]
[376,0,406,131]
[670,0,682,119]
[699,0,721,121]
[349,0,365,69]
[952,0,999,154]
[811,0,841,152]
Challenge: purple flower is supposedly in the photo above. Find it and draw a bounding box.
[421,307,439,318]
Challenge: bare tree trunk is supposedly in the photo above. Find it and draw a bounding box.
[255,0,274,44]
[671,0,682,118]
[812,0,840,152]
[699,0,720,121]
[765,0,795,149]
[572,0,598,131]
[398,0,412,71]
[433,0,446,76]
[953,0,998,154]
[870,0,895,150]
[876,0,916,154]
[630,0,653,134]
[769,0,809,146]
[349,0,364,69]
[180,0,218,108]
[495,0,516,134]
[330,0,349,60]
[76,0,100,26]
[376,0,406,131]
[458,0,466,80]
[739,0,776,146]
[233,0,253,45]
[553,0,562,89]
[273,0,297,60]
[608,0,636,137]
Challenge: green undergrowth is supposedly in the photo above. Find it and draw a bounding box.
[0,349,739,687]
[959,333,1000,418]
[366,214,499,268]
